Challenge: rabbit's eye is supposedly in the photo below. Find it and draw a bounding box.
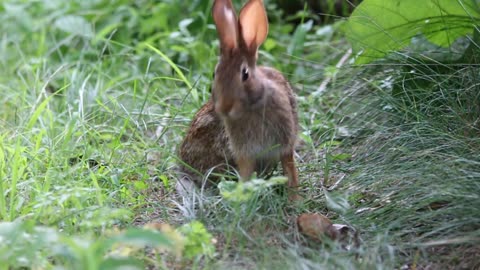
[241,67,249,81]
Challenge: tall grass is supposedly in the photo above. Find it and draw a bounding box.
[329,60,480,267]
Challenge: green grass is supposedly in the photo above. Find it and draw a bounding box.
[1,0,479,269]
[343,63,480,265]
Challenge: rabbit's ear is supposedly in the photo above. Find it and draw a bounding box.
[239,0,268,53]
[212,0,238,51]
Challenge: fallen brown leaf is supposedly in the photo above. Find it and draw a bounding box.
[297,213,334,241]
[297,213,360,249]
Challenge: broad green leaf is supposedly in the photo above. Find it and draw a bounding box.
[345,0,480,64]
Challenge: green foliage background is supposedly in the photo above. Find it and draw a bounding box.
[345,0,480,63]
[0,0,479,269]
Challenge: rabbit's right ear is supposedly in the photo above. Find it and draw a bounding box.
[239,0,268,54]
[212,0,238,52]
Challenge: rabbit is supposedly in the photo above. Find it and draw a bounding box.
[178,0,299,199]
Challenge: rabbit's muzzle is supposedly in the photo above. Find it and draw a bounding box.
[214,97,243,120]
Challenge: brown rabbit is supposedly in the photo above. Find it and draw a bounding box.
[178,0,299,197]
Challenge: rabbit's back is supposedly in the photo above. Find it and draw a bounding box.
[178,101,234,185]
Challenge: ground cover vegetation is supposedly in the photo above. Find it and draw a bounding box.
[0,0,478,269]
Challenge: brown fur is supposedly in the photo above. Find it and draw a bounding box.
[178,102,234,186]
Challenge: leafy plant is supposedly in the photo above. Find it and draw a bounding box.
[0,221,174,270]
[218,177,287,203]
[177,221,216,260]
[345,0,480,64]
[0,219,218,269]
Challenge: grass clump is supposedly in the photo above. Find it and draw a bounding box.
[332,61,480,268]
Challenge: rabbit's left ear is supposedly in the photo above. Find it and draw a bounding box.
[239,0,268,53]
